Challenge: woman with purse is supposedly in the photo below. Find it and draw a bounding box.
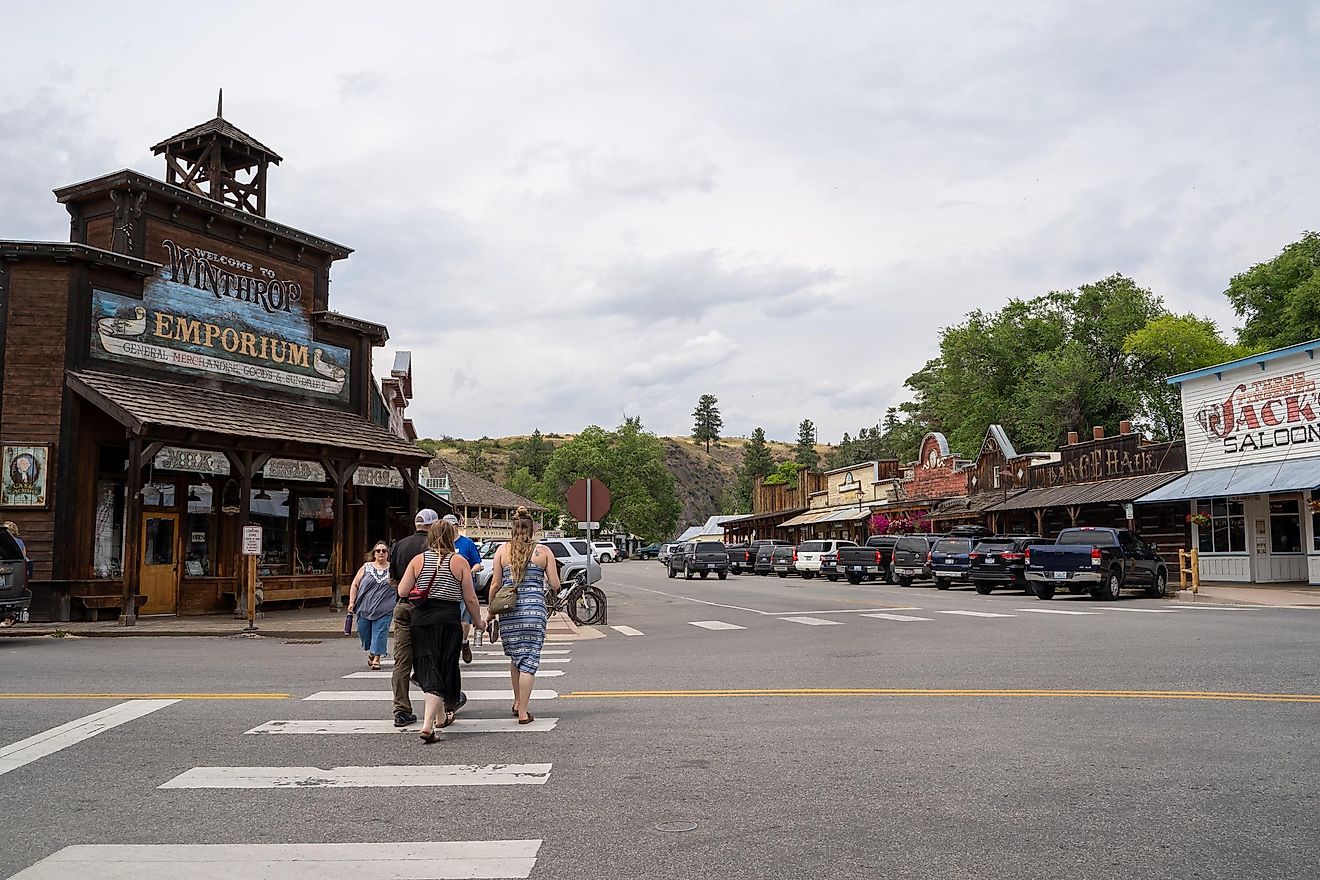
[484,507,559,724]
[396,519,483,743]
[347,542,396,670]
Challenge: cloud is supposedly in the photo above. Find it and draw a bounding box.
[621,330,737,388]
[337,70,384,101]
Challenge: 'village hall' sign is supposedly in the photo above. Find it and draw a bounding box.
[89,240,351,401]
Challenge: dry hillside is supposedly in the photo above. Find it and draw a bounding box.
[424,434,811,531]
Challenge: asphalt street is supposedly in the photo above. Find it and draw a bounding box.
[2,561,1318,879]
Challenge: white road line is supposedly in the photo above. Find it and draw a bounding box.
[861,613,933,622]
[469,658,570,665]
[768,607,921,615]
[247,718,560,735]
[9,841,543,880]
[610,625,645,636]
[345,670,564,679]
[1107,608,1184,613]
[160,763,553,789]
[472,650,570,656]
[0,700,178,778]
[780,616,845,626]
[1015,608,1101,616]
[621,583,775,615]
[933,610,1016,618]
[1163,604,1260,610]
[688,620,746,631]
[305,690,558,702]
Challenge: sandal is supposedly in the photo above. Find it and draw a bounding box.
[511,705,519,716]
[518,712,535,725]
[438,710,456,729]
[418,728,438,744]
[369,660,382,670]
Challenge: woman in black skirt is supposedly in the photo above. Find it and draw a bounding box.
[395,519,483,742]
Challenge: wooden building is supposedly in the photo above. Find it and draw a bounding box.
[0,109,440,623]
[426,459,545,544]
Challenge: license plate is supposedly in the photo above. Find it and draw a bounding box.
[895,568,916,576]
[775,565,788,571]
[849,565,862,571]
[944,555,955,562]
[706,564,716,569]
[987,556,997,562]
[1052,571,1067,580]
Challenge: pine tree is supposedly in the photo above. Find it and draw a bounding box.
[511,428,552,479]
[691,394,724,453]
[735,427,775,511]
[795,419,820,469]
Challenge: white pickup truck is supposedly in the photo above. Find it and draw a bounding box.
[793,540,856,580]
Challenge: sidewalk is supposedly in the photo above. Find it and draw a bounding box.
[1170,581,1320,607]
[0,607,599,639]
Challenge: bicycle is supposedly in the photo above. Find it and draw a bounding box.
[546,572,607,626]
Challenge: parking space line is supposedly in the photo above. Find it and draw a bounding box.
[781,616,845,626]
[1015,608,1100,616]
[610,625,645,636]
[0,699,178,777]
[933,610,1016,618]
[861,613,933,622]
[689,620,746,631]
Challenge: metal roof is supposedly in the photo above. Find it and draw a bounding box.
[1165,339,1320,385]
[779,509,834,528]
[1136,458,1320,504]
[988,473,1183,512]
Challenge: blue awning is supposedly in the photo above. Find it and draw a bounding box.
[1135,458,1320,504]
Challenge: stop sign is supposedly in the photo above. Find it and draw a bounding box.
[567,478,611,522]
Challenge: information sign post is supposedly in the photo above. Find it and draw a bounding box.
[242,525,263,632]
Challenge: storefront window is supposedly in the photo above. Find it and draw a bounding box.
[295,495,334,574]
[185,484,215,576]
[142,481,176,508]
[252,489,291,575]
[93,480,126,578]
[1269,498,1302,554]
[1196,499,1246,553]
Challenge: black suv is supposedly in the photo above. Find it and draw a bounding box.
[969,535,1041,594]
[751,540,787,576]
[725,544,752,574]
[668,541,731,580]
[0,528,30,625]
[929,536,980,590]
[890,534,940,587]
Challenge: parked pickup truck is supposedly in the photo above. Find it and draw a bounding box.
[1024,527,1168,601]
[0,528,30,626]
[668,540,731,580]
[794,540,856,580]
[835,536,900,585]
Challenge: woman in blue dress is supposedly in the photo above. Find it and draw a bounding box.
[485,507,559,724]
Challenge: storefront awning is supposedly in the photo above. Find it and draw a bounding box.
[1136,458,1320,504]
[818,508,870,523]
[988,472,1183,512]
[68,370,431,468]
[779,509,833,528]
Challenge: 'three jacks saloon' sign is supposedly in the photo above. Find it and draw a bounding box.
[1183,350,1320,471]
[90,240,351,401]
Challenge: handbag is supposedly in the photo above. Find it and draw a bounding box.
[489,579,518,615]
[407,552,444,603]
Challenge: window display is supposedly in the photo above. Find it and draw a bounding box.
[1196,499,1246,554]
[185,484,215,575]
[296,495,334,574]
[251,488,291,575]
[1269,498,1302,554]
[93,479,126,578]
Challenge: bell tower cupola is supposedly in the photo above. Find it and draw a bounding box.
[151,90,282,216]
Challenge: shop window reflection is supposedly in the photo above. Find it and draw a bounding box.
[142,481,176,508]
[1196,499,1246,553]
[252,489,291,575]
[1269,498,1302,554]
[186,484,215,576]
[296,495,334,574]
[94,480,126,579]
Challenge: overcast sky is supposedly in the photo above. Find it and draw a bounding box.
[4,2,1319,446]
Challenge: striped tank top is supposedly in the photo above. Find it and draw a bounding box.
[417,550,463,603]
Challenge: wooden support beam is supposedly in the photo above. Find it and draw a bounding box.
[121,436,144,627]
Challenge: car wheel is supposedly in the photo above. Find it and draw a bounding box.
[700,572,709,579]
[846,574,862,585]
[1102,569,1122,601]
[974,582,993,595]
[684,567,693,580]
[935,578,951,590]
[718,572,727,580]
[1035,584,1055,600]
[777,572,787,578]
[884,564,895,585]
[801,572,815,580]
[667,566,675,578]
[827,575,839,582]
[1147,570,1167,599]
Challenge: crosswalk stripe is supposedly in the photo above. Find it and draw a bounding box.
[160,763,553,789]
[472,650,570,656]
[1108,608,1183,613]
[304,689,558,702]
[344,670,564,679]
[9,841,543,879]
[689,620,746,630]
[933,610,1015,618]
[469,658,571,665]
[246,718,560,734]
[861,613,933,622]
[610,625,645,636]
[1015,608,1100,616]
[0,700,178,778]
[780,616,845,626]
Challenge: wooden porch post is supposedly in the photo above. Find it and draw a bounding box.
[1034,508,1045,536]
[121,435,144,626]
[323,459,359,611]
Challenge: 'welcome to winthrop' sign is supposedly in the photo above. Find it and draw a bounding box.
[89,240,351,401]
[1182,347,1320,471]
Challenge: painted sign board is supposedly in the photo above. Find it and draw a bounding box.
[242,525,263,555]
[1180,349,1320,472]
[89,238,350,401]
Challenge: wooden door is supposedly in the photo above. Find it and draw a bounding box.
[141,512,180,615]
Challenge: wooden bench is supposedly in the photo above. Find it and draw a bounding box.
[223,586,330,610]
[74,594,147,622]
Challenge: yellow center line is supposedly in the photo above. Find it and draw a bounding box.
[564,688,1320,704]
[0,693,291,700]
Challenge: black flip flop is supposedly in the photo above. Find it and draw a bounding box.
[518,712,535,725]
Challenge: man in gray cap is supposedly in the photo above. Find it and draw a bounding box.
[387,508,438,727]
[443,513,484,663]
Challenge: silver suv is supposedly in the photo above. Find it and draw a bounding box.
[476,537,602,596]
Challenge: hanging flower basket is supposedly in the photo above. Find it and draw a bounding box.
[1309,499,1320,513]
[1186,513,1211,527]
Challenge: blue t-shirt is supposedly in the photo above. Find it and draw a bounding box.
[455,535,482,570]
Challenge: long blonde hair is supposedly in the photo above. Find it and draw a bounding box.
[507,506,537,584]
[428,519,458,555]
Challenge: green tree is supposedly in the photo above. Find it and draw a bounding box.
[734,427,775,512]
[463,443,495,480]
[691,394,724,453]
[509,429,552,479]
[794,419,820,469]
[1123,314,1242,439]
[539,419,681,541]
[763,460,803,486]
[503,465,540,501]
[1225,231,1320,351]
